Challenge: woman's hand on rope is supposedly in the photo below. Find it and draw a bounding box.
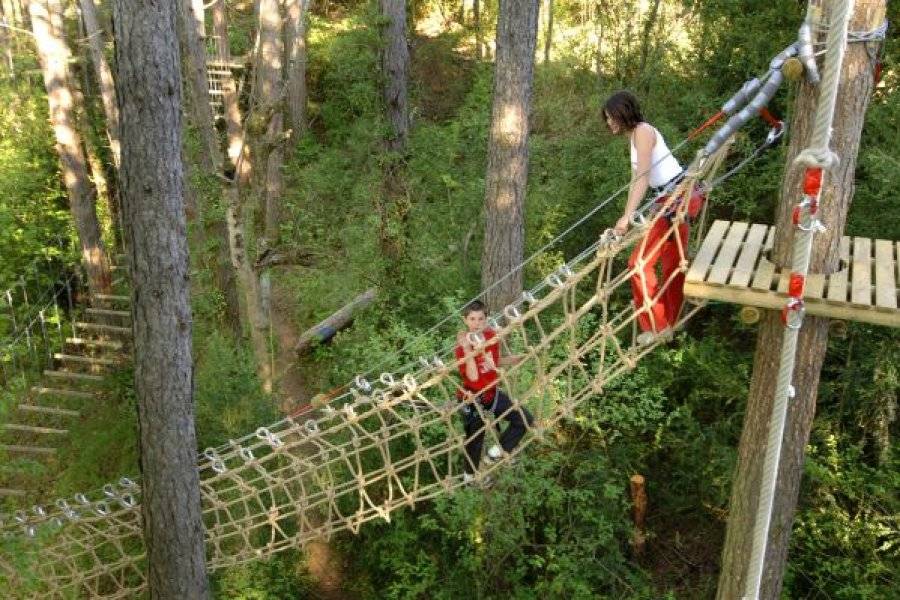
[614,214,630,236]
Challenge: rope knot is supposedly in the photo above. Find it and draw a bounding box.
[794,147,839,171]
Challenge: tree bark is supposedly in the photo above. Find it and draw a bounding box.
[211,0,247,179]
[179,0,222,172]
[285,0,312,141]
[254,0,284,240]
[716,3,886,599]
[112,0,210,595]
[380,0,409,154]
[637,0,661,81]
[542,0,553,63]
[481,0,538,313]
[0,0,15,78]
[473,0,482,59]
[29,0,111,293]
[78,0,120,169]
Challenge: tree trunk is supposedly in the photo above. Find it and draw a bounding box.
[0,0,15,78]
[112,0,210,595]
[380,0,409,154]
[542,0,553,64]
[255,0,284,240]
[179,0,222,172]
[377,0,410,259]
[29,0,111,294]
[225,185,273,392]
[716,3,886,599]
[211,0,247,179]
[637,0,661,81]
[473,0,482,60]
[78,0,120,169]
[285,0,312,141]
[481,0,538,313]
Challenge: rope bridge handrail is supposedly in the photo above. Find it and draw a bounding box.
[0,151,731,598]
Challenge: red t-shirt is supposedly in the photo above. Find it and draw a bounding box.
[455,328,500,404]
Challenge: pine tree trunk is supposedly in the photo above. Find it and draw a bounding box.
[285,0,312,141]
[481,0,538,313]
[0,0,15,77]
[637,0,661,80]
[255,0,284,239]
[380,0,408,154]
[716,3,886,599]
[211,0,247,178]
[543,0,553,63]
[473,0,482,59]
[78,0,120,169]
[29,0,111,293]
[112,0,210,594]
[377,0,409,259]
[179,0,222,172]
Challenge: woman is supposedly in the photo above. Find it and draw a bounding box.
[603,90,692,345]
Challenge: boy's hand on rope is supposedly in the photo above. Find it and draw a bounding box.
[613,214,630,236]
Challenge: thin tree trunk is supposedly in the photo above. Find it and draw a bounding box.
[225,185,273,392]
[29,0,111,293]
[255,0,284,241]
[481,0,538,312]
[377,0,409,259]
[637,0,661,82]
[0,0,15,78]
[473,0,482,60]
[112,0,209,594]
[380,0,408,154]
[211,0,247,179]
[716,3,886,599]
[285,0,312,141]
[78,0,120,168]
[542,0,553,63]
[179,0,222,172]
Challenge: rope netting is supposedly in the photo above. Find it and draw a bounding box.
[0,147,734,598]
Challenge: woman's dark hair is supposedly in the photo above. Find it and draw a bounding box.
[603,90,645,131]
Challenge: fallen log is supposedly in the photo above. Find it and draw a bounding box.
[295,288,377,356]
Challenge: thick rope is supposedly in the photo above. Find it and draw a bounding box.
[743,1,852,599]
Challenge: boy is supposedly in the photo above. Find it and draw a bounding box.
[454,300,533,485]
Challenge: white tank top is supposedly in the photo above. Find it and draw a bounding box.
[629,124,682,189]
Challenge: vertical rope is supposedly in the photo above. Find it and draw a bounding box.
[743,1,853,598]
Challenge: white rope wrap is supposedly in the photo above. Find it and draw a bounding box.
[743,1,853,599]
[794,0,854,171]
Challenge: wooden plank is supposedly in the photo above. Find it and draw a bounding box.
[0,444,56,455]
[0,488,26,497]
[18,404,79,417]
[43,370,104,382]
[851,237,872,306]
[65,337,124,350]
[826,237,851,303]
[682,281,900,328]
[2,423,68,435]
[75,322,131,335]
[708,222,749,285]
[85,308,131,319]
[53,353,117,366]
[873,239,897,310]
[730,224,768,288]
[686,220,730,283]
[31,386,95,400]
[806,273,827,300]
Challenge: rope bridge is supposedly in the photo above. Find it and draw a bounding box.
[0,160,726,597]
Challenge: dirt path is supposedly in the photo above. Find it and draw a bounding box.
[268,274,347,599]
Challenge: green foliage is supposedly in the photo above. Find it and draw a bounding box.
[0,81,73,288]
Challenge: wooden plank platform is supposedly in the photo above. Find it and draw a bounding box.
[684,220,900,328]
